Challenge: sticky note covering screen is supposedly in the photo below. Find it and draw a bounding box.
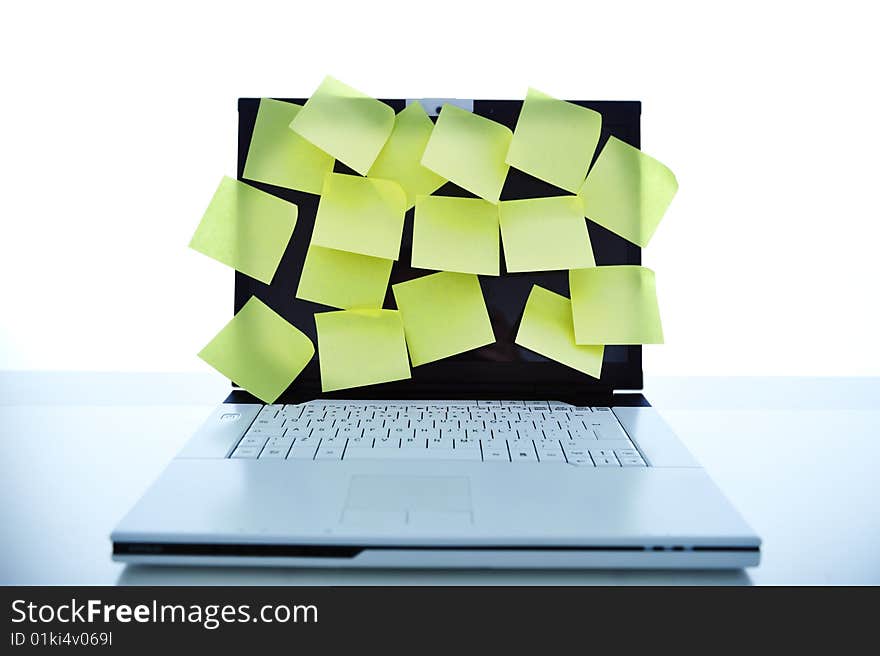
[198,297,314,403]
[296,245,392,310]
[315,310,411,392]
[189,176,297,285]
[368,103,446,209]
[411,195,500,276]
[311,173,406,260]
[421,104,512,203]
[506,88,602,193]
[569,266,664,345]
[289,76,394,176]
[515,286,604,378]
[499,196,595,272]
[243,99,334,194]
[578,136,678,247]
[392,272,495,367]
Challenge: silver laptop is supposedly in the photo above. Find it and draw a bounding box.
[111,98,760,569]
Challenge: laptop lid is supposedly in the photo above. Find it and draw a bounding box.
[234,97,642,403]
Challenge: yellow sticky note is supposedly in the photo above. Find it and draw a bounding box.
[506,88,602,193]
[569,266,664,345]
[578,136,678,247]
[515,286,604,378]
[420,104,512,203]
[311,173,406,260]
[314,310,411,392]
[243,98,335,194]
[198,297,314,403]
[368,103,447,209]
[296,245,392,310]
[189,176,297,285]
[499,196,595,272]
[392,272,495,366]
[289,76,394,176]
[411,195,500,276]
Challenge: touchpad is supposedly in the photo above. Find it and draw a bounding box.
[341,475,473,527]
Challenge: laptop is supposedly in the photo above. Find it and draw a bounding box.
[111,97,761,569]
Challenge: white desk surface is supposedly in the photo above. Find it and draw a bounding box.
[1,372,878,586]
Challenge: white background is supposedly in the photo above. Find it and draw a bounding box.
[1,1,877,376]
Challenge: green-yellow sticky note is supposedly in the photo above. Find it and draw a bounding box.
[188,176,298,285]
[506,88,602,193]
[289,76,394,176]
[569,265,664,345]
[314,309,411,392]
[242,98,335,194]
[420,104,512,203]
[515,286,604,378]
[311,173,406,260]
[367,103,447,209]
[296,244,392,310]
[392,272,495,367]
[499,196,595,272]
[411,195,500,276]
[578,136,678,247]
[198,297,314,403]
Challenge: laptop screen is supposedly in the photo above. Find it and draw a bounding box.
[235,98,643,402]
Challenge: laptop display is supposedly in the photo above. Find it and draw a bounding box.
[234,99,643,401]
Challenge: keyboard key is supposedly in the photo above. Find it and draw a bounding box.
[402,436,426,448]
[348,435,373,448]
[285,425,311,437]
[483,445,510,461]
[363,427,389,440]
[461,420,485,431]
[245,426,285,436]
[619,457,646,467]
[376,436,400,448]
[336,426,362,438]
[428,436,453,449]
[467,428,492,441]
[589,449,615,458]
[567,424,595,440]
[238,436,268,448]
[615,449,641,459]
[442,427,466,440]
[593,456,619,467]
[231,446,261,458]
[454,437,480,449]
[568,456,593,466]
[386,420,411,432]
[315,446,344,460]
[511,445,538,462]
[288,445,318,459]
[259,446,290,459]
[536,448,565,462]
[388,427,415,439]
[416,427,441,440]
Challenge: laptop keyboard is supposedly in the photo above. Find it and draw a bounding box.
[228,401,646,467]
